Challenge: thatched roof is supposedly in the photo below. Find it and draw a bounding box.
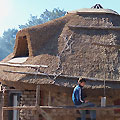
[68,4,118,15]
[0,6,120,88]
[68,8,118,15]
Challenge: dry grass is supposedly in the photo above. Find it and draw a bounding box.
[0,13,120,88]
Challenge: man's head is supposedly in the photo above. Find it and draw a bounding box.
[78,77,86,87]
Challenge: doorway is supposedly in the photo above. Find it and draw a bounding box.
[8,91,21,120]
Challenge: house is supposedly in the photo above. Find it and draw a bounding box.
[0,4,120,120]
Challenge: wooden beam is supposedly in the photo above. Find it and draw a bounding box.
[2,105,120,111]
[3,70,120,84]
[3,106,36,110]
[0,62,48,68]
[4,70,55,78]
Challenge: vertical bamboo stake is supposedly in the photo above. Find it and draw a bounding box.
[48,91,51,106]
[35,85,40,120]
[36,85,40,106]
[2,107,3,120]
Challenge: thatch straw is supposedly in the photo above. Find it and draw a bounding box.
[0,9,120,88]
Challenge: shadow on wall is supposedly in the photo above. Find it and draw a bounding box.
[14,36,29,57]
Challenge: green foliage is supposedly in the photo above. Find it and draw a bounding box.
[0,8,66,60]
[2,28,18,51]
[19,8,66,29]
[19,15,43,29]
[0,28,18,60]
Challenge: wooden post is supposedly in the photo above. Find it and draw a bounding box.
[2,87,5,120]
[2,107,3,120]
[48,91,51,106]
[34,85,40,120]
[2,95,4,120]
[35,85,52,120]
[37,106,52,120]
[36,85,40,106]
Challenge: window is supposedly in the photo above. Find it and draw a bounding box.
[8,92,21,120]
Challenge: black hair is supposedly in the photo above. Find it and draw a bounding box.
[78,77,86,83]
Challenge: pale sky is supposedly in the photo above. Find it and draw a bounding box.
[0,0,120,36]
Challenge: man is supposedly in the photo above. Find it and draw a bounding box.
[72,77,96,120]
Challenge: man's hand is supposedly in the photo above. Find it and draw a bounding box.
[85,100,89,103]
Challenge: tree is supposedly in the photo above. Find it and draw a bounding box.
[2,28,18,52]
[19,8,66,29]
[0,37,7,60]
[0,28,18,60]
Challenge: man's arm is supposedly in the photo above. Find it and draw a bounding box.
[79,88,85,103]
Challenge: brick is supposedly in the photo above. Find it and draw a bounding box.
[21,95,27,98]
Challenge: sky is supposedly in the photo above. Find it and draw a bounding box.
[0,0,120,36]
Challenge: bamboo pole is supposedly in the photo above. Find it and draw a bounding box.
[48,91,51,106]
[37,106,52,120]
[2,105,120,111]
[68,25,120,31]
[35,85,40,120]
[2,107,3,120]
[36,85,40,106]
[3,106,36,110]
[3,70,120,84]
[0,62,48,68]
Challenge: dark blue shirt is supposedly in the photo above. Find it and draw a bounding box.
[72,85,85,105]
